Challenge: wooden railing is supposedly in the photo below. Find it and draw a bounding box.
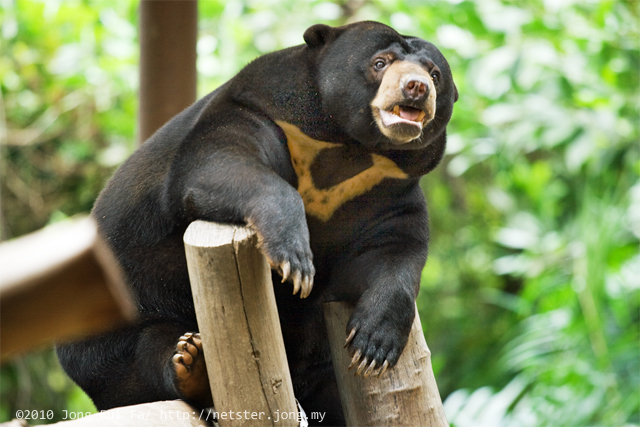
[184,221,449,427]
[0,219,448,426]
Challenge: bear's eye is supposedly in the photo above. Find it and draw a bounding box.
[373,59,387,71]
[431,71,440,84]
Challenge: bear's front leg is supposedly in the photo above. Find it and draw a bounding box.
[176,141,315,298]
[329,217,428,377]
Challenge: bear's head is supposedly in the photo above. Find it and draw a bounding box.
[304,21,458,150]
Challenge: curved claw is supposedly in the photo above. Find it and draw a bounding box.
[280,261,291,283]
[363,359,377,378]
[292,270,301,295]
[348,349,362,370]
[344,329,356,348]
[355,357,369,376]
[300,274,313,299]
[377,360,390,377]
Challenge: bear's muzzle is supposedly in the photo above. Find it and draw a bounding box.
[370,61,437,144]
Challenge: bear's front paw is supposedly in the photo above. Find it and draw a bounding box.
[344,309,413,378]
[172,333,213,407]
[260,233,315,299]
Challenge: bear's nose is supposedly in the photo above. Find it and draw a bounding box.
[402,76,430,102]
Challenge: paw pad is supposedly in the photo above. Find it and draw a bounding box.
[172,332,212,406]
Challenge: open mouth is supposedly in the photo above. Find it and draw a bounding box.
[378,105,426,129]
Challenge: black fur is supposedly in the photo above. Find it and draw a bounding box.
[57,21,456,426]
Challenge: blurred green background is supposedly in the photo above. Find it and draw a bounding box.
[1,0,638,425]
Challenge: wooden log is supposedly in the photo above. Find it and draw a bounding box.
[0,217,136,361]
[0,400,214,426]
[324,301,449,427]
[184,222,299,427]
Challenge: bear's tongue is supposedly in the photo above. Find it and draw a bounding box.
[378,106,425,129]
[393,105,423,122]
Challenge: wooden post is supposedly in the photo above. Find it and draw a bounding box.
[184,222,299,427]
[324,301,449,427]
[139,0,198,144]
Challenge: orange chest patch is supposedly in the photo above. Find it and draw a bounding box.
[276,121,409,222]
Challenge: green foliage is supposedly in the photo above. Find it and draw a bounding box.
[0,351,95,424]
[0,0,138,238]
[1,0,638,425]
[408,1,640,426]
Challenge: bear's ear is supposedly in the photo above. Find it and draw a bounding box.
[304,24,337,48]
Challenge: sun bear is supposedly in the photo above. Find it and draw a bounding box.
[57,21,457,426]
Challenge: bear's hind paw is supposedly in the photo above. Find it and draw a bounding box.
[172,332,213,407]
